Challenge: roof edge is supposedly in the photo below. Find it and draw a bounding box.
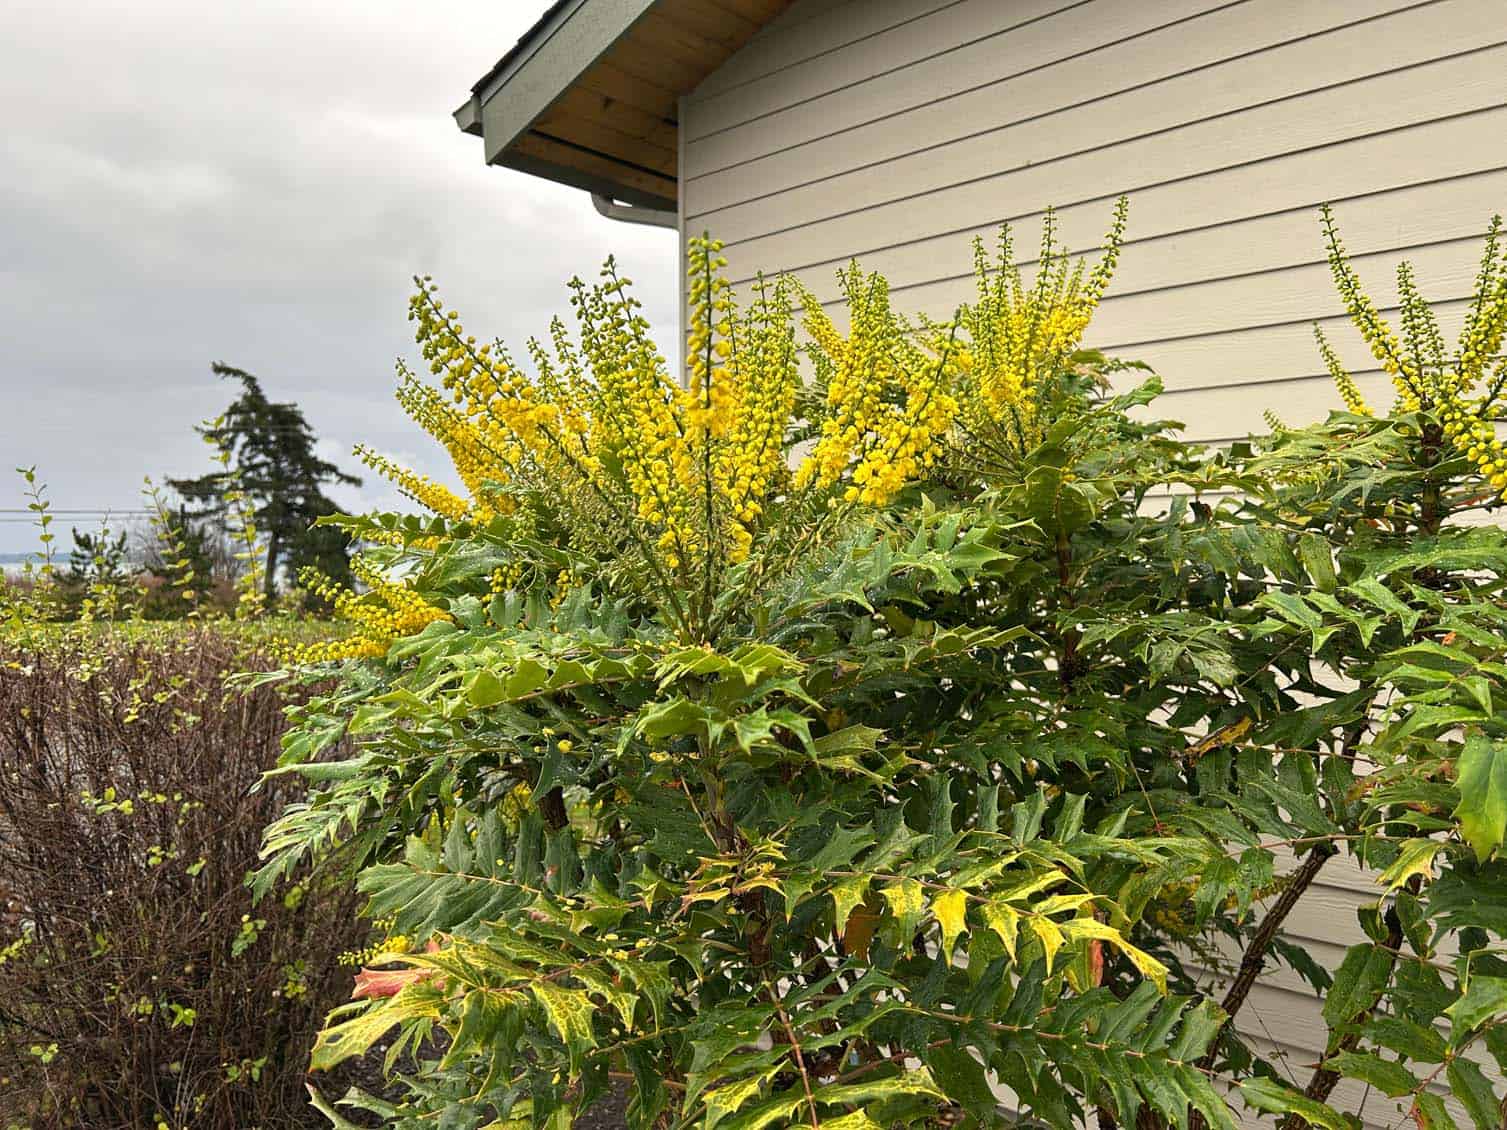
[469,0,585,104]
[464,0,658,167]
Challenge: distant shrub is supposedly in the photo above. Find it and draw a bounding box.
[0,628,369,1129]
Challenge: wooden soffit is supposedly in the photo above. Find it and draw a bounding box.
[455,0,795,211]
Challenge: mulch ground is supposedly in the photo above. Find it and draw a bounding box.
[575,1078,630,1128]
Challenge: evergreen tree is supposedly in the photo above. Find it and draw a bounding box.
[169,363,360,599]
[65,525,130,588]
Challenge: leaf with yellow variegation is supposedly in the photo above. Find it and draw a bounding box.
[932,888,969,965]
[1378,838,1443,892]
[704,1066,779,1130]
[310,984,443,1072]
[830,874,870,932]
[882,878,926,940]
[1030,915,1065,973]
[982,899,1020,961]
[1060,918,1168,994]
[816,1112,882,1130]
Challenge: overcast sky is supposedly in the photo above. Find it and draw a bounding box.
[0,0,678,552]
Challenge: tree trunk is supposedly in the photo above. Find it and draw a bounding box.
[264,531,280,600]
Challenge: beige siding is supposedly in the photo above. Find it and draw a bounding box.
[682,0,1507,442]
[681,0,1507,1125]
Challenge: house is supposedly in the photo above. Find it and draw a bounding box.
[453,2,1502,1123]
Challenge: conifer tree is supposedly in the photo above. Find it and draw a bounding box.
[169,362,360,599]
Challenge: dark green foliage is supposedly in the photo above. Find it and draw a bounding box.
[66,524,130,588]
[261,219,1507,1128]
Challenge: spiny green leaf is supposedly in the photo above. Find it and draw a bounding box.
[1322,944,1393,1035]
[1237,1076,1349,1130]
[1455,737,1507,862]
[1445,976,1507,1047]
[1325,1049,1418,1097]
[1447,1056,1502,1130]
[529,983,598,1074]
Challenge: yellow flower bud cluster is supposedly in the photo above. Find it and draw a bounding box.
[291,557,451,663]
[949,200,1126,462]
[489,563,523,597]
[1312,325,1371,417]
[354,444,470,521]
[683,241,802,561]
[306,218,1151,654]
[550,567,575,610]
[395,240,814,588]
[1320,206,1507,498]
[572,256,692,563]
[794,265,958,506]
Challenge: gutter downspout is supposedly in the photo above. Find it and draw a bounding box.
[591,193,677,230]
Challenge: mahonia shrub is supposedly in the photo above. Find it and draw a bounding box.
[263,202,1507,1130]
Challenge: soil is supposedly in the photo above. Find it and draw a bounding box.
[576,1079,631,1129]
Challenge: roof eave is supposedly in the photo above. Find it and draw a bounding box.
[453,95,482,138]
[500,150,675,212]
[462,0,662,189]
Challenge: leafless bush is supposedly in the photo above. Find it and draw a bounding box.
[0,629,369,1128]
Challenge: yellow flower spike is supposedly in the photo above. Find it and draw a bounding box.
[949,200,1127,463]
[1319,208,1507,498]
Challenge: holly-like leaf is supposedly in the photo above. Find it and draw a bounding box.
[703,1067,779,1130]
[1445,976,1507,1047]
[310,986,442,1072]
[1060,917,1168,994]
[982,899,1020,961]
[1377,837,1443,892]
[1447,1057,1502,1130]
[530,984,598,1074]
[882,878,926,941]
[1326,1050,1418,1097]
[932,888,969,964]
[1238,1076,1349,1130]
[1455,737,1507,862]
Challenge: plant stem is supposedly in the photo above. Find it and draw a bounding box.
[1419,420,1443,537]
[1186,842,1336,1130]
[1277,879,1416,1130]
[1217,843,1337,1034]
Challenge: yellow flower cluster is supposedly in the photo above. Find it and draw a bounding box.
[954,199,1127,460]
[338,916,408,967]
[1321,206,1507,496]
[397,240,809,582]
[795,266,957,506]
[292,558,451,663]
[1313,325,1371,417]
[307,217,1143,655]
[354,444,470,521]
[396,360,517,520]
[682,243,800,560]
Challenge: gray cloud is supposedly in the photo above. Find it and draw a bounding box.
[0,0,678,550]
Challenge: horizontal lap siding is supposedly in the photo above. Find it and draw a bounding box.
[681,1,1506,1122]
[683,0,1507,450]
